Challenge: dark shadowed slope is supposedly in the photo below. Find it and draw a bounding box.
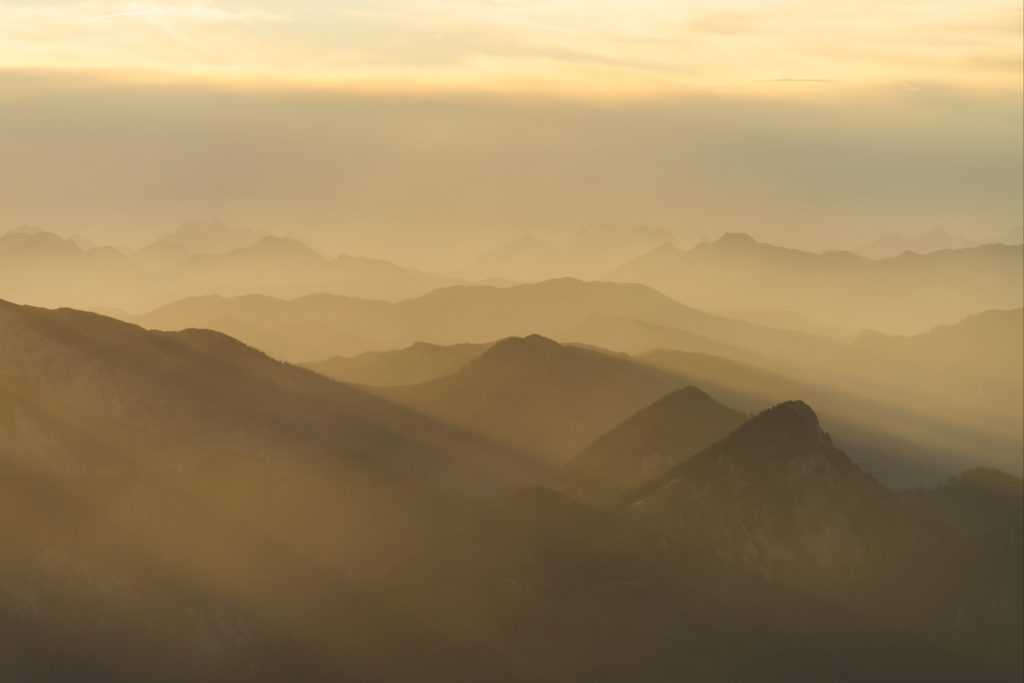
[605,234,1023,334]
[626,401,899,579]
[383,335,684,464]
[304,340,494,387]
[613,401,1024,681]
[639,343,1024,485]
[384,403,1024,683]
[0,299,534,490]
[553,386,748,504]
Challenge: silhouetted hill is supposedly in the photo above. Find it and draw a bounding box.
[1,224,461,310]
[1,303,1020,681]
[0,299,532,489]
[639,347,1024,485]
[605,235,1023,334]
[627,401,900,579]
[554,387,747,504]
[304,340,494,386]
[147,217,266,255]
[383,405,1023,682]
[384,335,684,463]
[153,236,457,304]
[0,228,143,309]
[851,226,977,259]
[460,224,674,281]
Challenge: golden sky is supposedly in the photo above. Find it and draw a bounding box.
[1,0,1021,94]
[1,1,1021,262]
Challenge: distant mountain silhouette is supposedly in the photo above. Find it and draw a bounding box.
[554,386,748,504]
[1,223,461,310]
[564,313,755,360]
[605,233,1023,334]
[305,340,494,386]
[131,218,266,268]
[384,335,684,463]
[460,224,675,281]
[130,278,837,365]
[150,217,266,253]
[0,227,143,309]
[845,308,1023,430]
[149,235,458,304]
[851,226,978,259]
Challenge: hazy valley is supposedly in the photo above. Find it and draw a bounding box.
[2,4,1022,677]
[1,215,1021,681]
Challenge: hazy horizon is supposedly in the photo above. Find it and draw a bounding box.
[1,3,1021,681]
[1,0,1022,268]
[2,71,1020,268]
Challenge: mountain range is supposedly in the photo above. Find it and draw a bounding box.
[552,386,748,503]
[850,225,1023,259]
[0,300,1020,681]
[605,232,1023,334]
[458,224,676,281]
[128,278,836,367]
[299,326,1022,486]
[0,222,460,311]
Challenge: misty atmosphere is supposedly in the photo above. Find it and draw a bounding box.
[1,1,1022,682]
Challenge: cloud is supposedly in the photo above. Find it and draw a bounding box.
[87,2,287,24]
[0,0,1019,93]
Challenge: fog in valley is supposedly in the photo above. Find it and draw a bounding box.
[1,1,1022,681]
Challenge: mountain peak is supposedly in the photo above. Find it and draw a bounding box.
[660,384,716,406]
[491,334,563,354]
[714,232,757,247]
[742,399,832,449]
[555,386,747,504]
[631,399,855,504]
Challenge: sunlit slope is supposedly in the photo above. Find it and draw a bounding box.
[845,308,1024,430]
[638,348,1024,485]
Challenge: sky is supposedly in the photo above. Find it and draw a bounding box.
[0,0,1021,266]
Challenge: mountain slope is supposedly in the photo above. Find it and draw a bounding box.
[304,340,494,386]
[846,308,1024,429]
[0,299,532,489]
[384,335,684,463]
[554,386,748,504]
[131,278,839,365]
[626,401,899,580]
